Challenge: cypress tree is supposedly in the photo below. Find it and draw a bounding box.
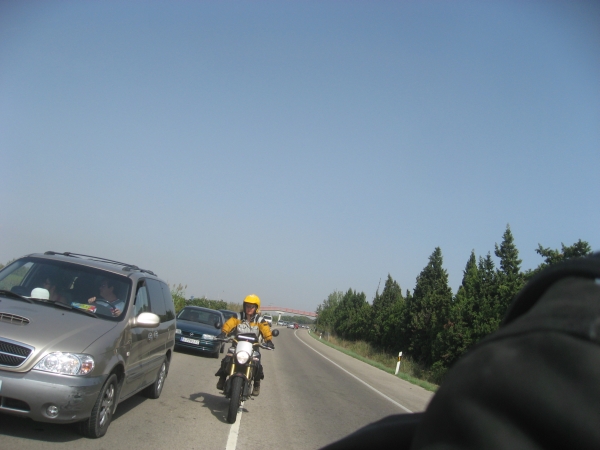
[472,252,499,341]
[433,250,478,369]
[371,274,404,349]
[434,252,499,371]
[407,247,453,366]
[494,225,524,320]
[370,289,382,345]
[526,239,592,279]
[316,291,343,332]
[400,289,414,352]
[334,289,370,341]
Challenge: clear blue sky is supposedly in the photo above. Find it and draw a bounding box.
[1,1,598,312]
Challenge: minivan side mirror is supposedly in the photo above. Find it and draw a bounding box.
[131,312,160,328]
[215,321,222,329]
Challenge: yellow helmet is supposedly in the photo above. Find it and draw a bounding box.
[243,294,261,312]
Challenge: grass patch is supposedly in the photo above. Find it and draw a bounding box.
[307,330,438,392]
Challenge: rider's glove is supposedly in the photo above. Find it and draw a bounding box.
[265,340,274,349]
[217,332,226,340]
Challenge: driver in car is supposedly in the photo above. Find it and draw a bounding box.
[88,278,125,316]
[215,294,274,396]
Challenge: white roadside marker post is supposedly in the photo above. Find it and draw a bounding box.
[395,351,403,375]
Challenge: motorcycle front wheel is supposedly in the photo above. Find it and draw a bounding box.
[227,377,243,424]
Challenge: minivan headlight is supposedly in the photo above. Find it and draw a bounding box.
[34,352,95,376]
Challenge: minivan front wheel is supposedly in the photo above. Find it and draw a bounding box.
[79,374,118,438]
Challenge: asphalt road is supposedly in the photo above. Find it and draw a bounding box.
[0,328,433,449]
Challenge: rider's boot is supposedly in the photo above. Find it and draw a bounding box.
[217,376,226,390]
[252,380,260,396]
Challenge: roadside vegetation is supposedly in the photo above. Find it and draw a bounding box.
[308,330,438,392]
[170,283,240,314]
[314,225,592,385]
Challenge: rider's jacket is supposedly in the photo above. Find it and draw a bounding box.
[222,312,273,342]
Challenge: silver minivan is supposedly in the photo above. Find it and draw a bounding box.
[0,252,176,438]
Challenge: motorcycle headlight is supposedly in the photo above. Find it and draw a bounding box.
[202,334,216,340]
[235,350,250,365]
[34,352,95,376]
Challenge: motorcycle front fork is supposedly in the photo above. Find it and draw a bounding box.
[228,362,253,379]
[226,358,260,399]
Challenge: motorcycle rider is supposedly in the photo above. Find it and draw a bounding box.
[215,294,274,396]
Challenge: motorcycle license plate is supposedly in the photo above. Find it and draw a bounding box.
[181,337,200,345]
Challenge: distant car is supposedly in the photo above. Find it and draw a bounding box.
[176,307,224,357]
[262,314,273,326]
[294,323,299,329]
[287,323,295,329]
[0,251,176,438]
[277,320,284,326]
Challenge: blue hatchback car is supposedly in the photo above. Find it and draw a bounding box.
[175,306,225,357]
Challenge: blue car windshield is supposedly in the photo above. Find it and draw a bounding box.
[178,308,220,325]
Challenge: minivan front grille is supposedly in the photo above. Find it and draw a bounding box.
[0,313,30,325]
[0,339,34,368]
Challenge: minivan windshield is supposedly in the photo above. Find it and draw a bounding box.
[0,257,132,320]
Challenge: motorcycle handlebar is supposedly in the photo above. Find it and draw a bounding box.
[215,337,274,350]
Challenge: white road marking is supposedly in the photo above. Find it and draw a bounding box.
[294,330,413,413]
[225,401,244,450]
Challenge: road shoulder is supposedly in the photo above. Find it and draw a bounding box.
[295,330,434,413]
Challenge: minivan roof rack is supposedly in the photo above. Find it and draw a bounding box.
[44,251,157,276]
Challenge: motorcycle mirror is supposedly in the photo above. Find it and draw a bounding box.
[271,329,279,337]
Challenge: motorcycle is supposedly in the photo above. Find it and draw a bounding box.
[217,328,278,424]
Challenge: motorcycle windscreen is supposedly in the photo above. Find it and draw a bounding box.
[236,340,253,355]
[237,333,257,342]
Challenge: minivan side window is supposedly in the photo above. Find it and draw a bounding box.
[146,278,167,322]
[159,281,176,321]
[134,281,150,316]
